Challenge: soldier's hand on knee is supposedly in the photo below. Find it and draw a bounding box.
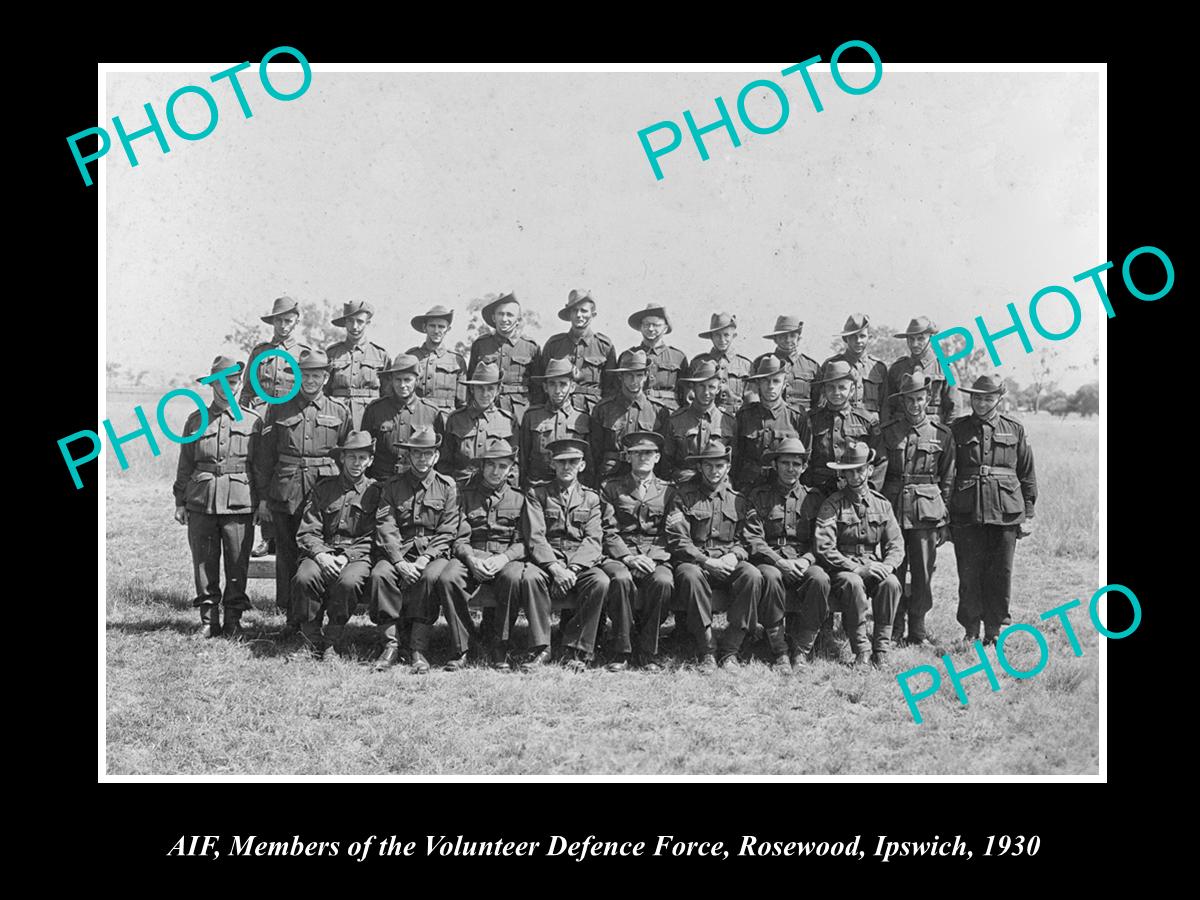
[316,553,342,578]
[626,555,655,576]
[174,505,188,526]
[394,560,421,586]
[867,561,892,582]
[413,555,431,574]
[256,501,273,526]
[484,554,510,576]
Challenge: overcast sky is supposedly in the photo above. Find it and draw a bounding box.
[105,68,1100,389]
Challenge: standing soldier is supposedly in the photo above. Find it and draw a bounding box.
[804,360,884,498]
[523,439,611,671]
[324,300,389,429]
[173,355,260,639]
[521,358,591,489]
[441,361,519,486]
[733,355,812,491]
[599,432,674,672]
[692,313,755,414]
[626,303,688,412]
[881,372,955,648]
[885,316,959,426]
[664,438,766,670]
[814,442,905,669]
[754,315,821,412]
[662,359,736,484]
[360,354,444,481]
[539,289,617,414]
[948,376,1036,645]
[822,313,890,423]
[746,438,830,670]
[253,349,352,632]
[369,427,460,674]
[408,304,468,417]
[290,431,380,660]
[468,291,541,426]
[589,350,667,483]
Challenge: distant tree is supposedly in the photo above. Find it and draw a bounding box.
[826,322,908,365]
[452,293,543,362]
[1071,381,1100,417]
[1047,397,1071,418]
[1028,346,1061,413]
[224,298,344,357]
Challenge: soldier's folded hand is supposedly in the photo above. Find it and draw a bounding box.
[704,557,735,578]
[174,505,188,526]
[867,561,892,582]
[483,554,510,577]
[777,558,804,585]
[255,501,273,525]
[626,555,655,576]
[549,563,576,595]
[394,560,421,586]
[316,552,342,579]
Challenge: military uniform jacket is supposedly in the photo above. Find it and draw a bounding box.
[539,329,617,408]
[804,405,885,493]
[441,404,519,485]
[691,348,755,414]
[754,349,821,411]
[454,475,526,562]
[374,468,460,565]
[360,394,445,480]
[746,480,824,566]
[662,404,737,483]
[174,403,261,515]
[520,401,592,488]
[822,351,889,421]
[324,339,389,403]
[948,413,1036,526]
[815,488,904,572]
[664,478,764,565]
[239,335,310,408]
[634,341,689,410]
[589,392,667,481]
[469,331,542,405]
[408,343,467,414]
[295,474,380,562]
[523,482,604,569]
[881,417,954,530]
[254,393,352,514]
[600,473,671,563]
[732,399,812,490]
[884,353,959,426]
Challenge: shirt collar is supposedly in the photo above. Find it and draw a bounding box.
[423,342,445,355]
[341,471,367,491]
[642,339,666,352]
[408,467,436,490]
[570,327,594,343]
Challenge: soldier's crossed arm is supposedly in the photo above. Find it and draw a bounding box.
[814,499,856,573]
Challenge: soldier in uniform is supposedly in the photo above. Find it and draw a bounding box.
[691,313,755,414]
[468,291,541,425]
[804,360,885,497]
[881,372,955,648]
[662,359,737,484]
[290,431,380,660]
[441,362,519,486]
[733,355,812,491]
[746,438,830,670]
[599,432,674,672]
[948,376,1036,645]
[369,427,460,675]
[665,438,766,670]
[814,442,905,669]
[253,349,352,631]
[522,438,611,672]
[521,357,592,489]
[538,289,616,414]
[408,304,468,416]
[173,355,260,639]
[589,349,667,483]
[436,438,542,671]
[822,313,890,423]
[754,315,821,412]
[324,300,389,429]
[626,303,688,411]
[885,316,959,426]
[360,354,445,481]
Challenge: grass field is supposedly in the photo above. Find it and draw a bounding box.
[104,393,1101,775]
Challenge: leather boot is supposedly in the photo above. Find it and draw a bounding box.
[491,640,511,670]
[374,622,400,671]
[409,622,432,674]
[410,650,431,675]
[290,621,323,660]
[852,650,872,670]
[197,602,220,639]
[323,624,345,660]
[790,628,817,670]
[765,623,789,669]
[222,608,244,641]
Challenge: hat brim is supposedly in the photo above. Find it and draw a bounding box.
[836,327,868,337]
[764,448,809,461]
[624,442,662,453]
[196,363,243,383]
[531,370,578,381]
[763,327,804,338]
[826,458,871,470]
[333,442,376,454]
[609,365,649,373]
[893,329,934,338]
[332,312,373,327]
[959,386,1007,395]
[412,311,453,332]
[889,385,931,398]
[557,299,594,321]
[678,372,721,383]
[628,309,673,334]
[686,452,731,461]
[813,374,855,385]
[745,368,785,380]
[398,440,443,451]
[260,311,297,323]
[698,325,735,339]
[461,376,503,385]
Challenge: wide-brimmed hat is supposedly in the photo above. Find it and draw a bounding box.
[745,355,786,381]
[894,316,937,338]
[332,300,375,327]
[765,437,809,460]
[698,312,737,339]
[687,438,732,461]
[297,349,331,370]
[411,305,454,332]
[382,353,419,375]
[478,437,517,460]
[398,426,442,450]
[557,289,596,321]
[764,315,804,338]
[610,349,650,372]
[827,442,873,470]
[890,371,933,397]
[334,431,375,454]
[547,438,588,460]
[679,359,721,383]
[196,355,243,383]
[836,313,870,336]
[462,362,504,385]
[960,375,1007,395]
[481,291,519,328]
[813,359,855,384]
[628,304,672,334]
[260,295,299,323]
[622,431,664,452]
[533,358,578,381]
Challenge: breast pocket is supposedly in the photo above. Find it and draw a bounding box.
[911,483,946,523]
[764,508,786,541]
[227,473,253,510]
[185,472,214,508]
[992,432,1018,466]
[688,508,712,542]
[508,354,533,377]
[315,414,343,450]
[229,421,255,457]
[581,353,607,375]
[420,498,445,528]
[998,480,1025,515]
[328,360,351,389]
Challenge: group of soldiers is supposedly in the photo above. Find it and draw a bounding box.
[173,290,1037,673]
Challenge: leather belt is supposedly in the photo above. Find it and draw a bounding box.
[884,474,936,484]
[962,466,1016,477]
[279,454,335,467]
[332,388,378,398]
[194,460,246,474]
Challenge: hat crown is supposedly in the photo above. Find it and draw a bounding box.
[209,355,239,374]
[750,355,784,378]
[689,437,732,460]
[896,371,931,394]
[298,349,329,369]
[771,437,809,458]
[540,357,578,379]
[385,353,419,374]
[708,312,735,330]
[841,442,872,466]
[621,430,664,451]
[340,299,372,317]
[337,430,375,453]
[840,313,869,334]
[567,289,592,305]
[547,437,588,459]
[466,361,503,383]
[968,375,1004,393]
[684,359,720,381]
[480,437,516,459]
[263,295,299,320]
[773,315,803,332]
[401,426,441,449]
[820,359,854,381]
[905,316,934,334]
[614,349,649,370]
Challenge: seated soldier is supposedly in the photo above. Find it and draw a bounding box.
[290,431,380,660]
[522,438,611,672]
[369,427,460,675]
[746,438,831,671]
[814,442,904,669]
[664,438,765,670]
[599,432,674,672]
